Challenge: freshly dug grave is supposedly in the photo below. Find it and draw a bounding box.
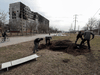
[38,40,90,56]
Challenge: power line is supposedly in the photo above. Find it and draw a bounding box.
[89,8,100,29]
[93,8,100,17]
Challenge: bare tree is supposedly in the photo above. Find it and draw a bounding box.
[28,20,36,34]
[97,20,100,35]
[9,20,21,31]
[49,27,53,33]
[86,18,97,30]
[0,11,7,32]
[0,20,3,28]
[38,22,50,33]
[49,27,59,33]
[51,27,58,33]
[38,24,46,33]
[82,25,88,30]
[93,19,100,29]
[69,23,73,32]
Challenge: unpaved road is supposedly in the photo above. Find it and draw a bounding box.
[0,34,55,47]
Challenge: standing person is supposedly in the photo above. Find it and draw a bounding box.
[33,38,43,53]
[79,30,94,51]
[2,30,7,42]
[49,32,50,35]
[45,36,52,45]
[75,31,83,44]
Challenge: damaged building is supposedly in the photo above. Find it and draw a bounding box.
[9,2,49,33]
[34,12,49,33]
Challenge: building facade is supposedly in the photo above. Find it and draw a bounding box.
[9,2,49,33]
[34,12,49,33]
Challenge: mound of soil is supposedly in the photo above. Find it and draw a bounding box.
[38,44,46,49]
[38,40,90,56]
[66,43,89,56]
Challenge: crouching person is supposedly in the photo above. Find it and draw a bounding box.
[45,36,52,45]
[33,38,43,53]
[75,31,83,44]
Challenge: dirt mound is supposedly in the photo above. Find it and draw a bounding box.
[38,44,46,49]
[66,43,89,56]
[38,40,90,56]
[52,40,71,46]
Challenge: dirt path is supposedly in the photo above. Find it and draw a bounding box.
[0,34,55,47]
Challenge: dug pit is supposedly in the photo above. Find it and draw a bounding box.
[38,40,90,56]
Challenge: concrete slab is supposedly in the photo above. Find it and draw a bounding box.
[11,54,39,66]
[1,62,11,69]
[0,54,39,71]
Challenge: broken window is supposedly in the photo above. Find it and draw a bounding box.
[33,14,36,20]
[12,11,16,19]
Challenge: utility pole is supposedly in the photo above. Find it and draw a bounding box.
[98,22,100,35]
[98,21,100,35]
[73,14,78,32]
[78,25,80,31]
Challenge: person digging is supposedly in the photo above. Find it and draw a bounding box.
[45,36,52,45]
[75,31,83,44]
[78,30,94,51]
[33,38,43,53]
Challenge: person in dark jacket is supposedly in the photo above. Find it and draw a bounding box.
[49,33,50,35]
[75,31,83,44]
[2,31,7,42]
[79,30,94,51]
[45,36,52,45]
[33,38,43,53]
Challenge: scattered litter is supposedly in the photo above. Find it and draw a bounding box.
[63,59,70,63]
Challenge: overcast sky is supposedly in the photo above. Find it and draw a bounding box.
[1,0,100,31]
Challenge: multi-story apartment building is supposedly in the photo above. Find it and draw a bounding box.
[9,2,49,33]
[34,12,49,32]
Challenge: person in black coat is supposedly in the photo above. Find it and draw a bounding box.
[45,36,52,45]
[33,38,43,53]
[2,31,7,42]
[75,31,83,44]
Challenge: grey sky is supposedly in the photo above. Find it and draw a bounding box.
[1,0,100,31]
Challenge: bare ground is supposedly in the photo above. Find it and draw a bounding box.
[0,35,100,75]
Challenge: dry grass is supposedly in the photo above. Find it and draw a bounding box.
[0,33,100,75]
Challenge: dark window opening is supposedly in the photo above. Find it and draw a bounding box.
[12,11,16,19]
